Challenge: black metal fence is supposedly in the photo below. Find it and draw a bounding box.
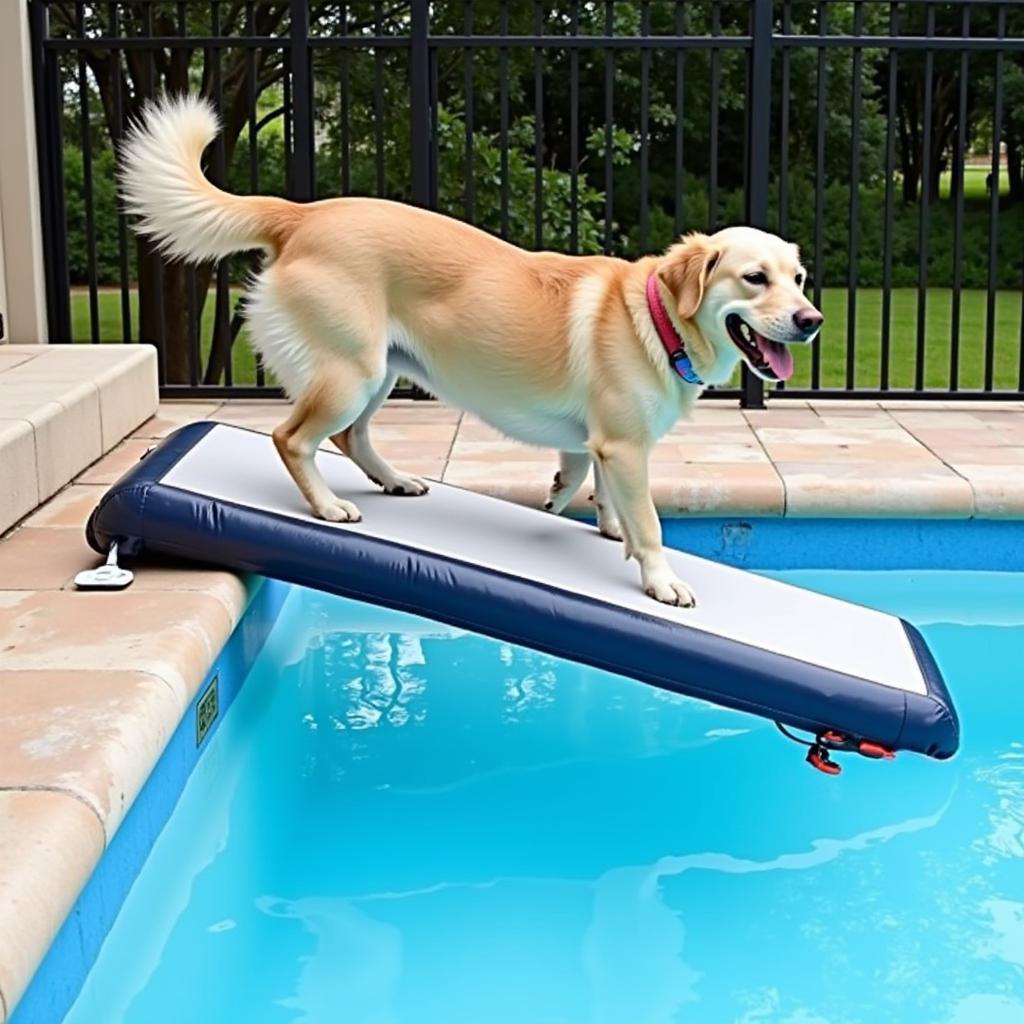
[29,1,1024,405]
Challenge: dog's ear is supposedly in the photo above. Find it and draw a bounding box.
[658,234,722,321]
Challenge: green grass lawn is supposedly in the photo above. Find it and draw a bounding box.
[938,164,1008,200]
[72,285,1024,393]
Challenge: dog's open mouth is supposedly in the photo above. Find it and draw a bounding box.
[725,314,795,382]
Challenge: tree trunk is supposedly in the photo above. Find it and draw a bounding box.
[137,237,192,384]
[898,97,921,204]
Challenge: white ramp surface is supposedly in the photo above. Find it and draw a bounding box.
[87,422,959,758]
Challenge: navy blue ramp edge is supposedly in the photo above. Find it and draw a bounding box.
[86,422,959,760]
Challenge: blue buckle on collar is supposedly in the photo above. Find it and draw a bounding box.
[670,350,704,387]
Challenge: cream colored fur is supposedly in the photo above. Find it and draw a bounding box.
[121,95,821,606]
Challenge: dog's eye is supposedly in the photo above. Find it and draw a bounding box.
[743,272,768,286]
[795,273,805,286]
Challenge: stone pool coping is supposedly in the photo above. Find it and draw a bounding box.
[0,392,1022,1019]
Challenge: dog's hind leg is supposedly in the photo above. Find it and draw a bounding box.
[273,361,382,523]
[329,371,430,497]
[591,461,623,541]
[544,451,591,515]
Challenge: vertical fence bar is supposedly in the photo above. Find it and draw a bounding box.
[811,3,828,391]
[429,40,439,208]
[76,5,100,343]
[339,2,350,196]
[498,0,510,235]
[778,1,792,239]
[534,1,544,250]
[212,1,232,386]
[950,5,970,393]
[604,0,615,254]
[283,36,292,187]
[289,0,313,201]
[985,4,1006,392]
[742,0,772,409]
[674,0,686,237]
[188,261,200,391]
[144,1,167,381]
[845,1,864,391]
[915,4,935,392]
[569,0,580,253]
[247,0,264,388]
[639,0,651,252]
[709,1,721,230]
[109,2,132,343]
[463,0,475,223]
[30,0,72,343]
[1019,220,1024,390]
[880,3,898,392]
[410,0,431,208]
[177,3,200,389]
[374,0,386,197]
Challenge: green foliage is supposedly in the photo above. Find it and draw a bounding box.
[779,178,1024,290]
[63,146,133,283]
[433,110,606,253]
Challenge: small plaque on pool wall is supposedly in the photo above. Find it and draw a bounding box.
[196,676,219,747]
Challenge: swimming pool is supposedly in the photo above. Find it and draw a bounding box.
[56,562,1024,1023]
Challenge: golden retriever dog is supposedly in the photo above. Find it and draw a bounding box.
[120,96,822,607]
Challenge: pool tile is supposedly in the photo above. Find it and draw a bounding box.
[0,527,99,590]
[0,790,105,1018]
[774,461,974,517]
[92,347,160,450]
[0,383,104,501]
[684,404,752,426]
[938,446,1024,466]
[762,440,940,465]
[371,423,459,444]
[743,408,823,428]
[132,401,224,439]
[886,409,990,429]
[0,669,180,840]
[0,350,39,375]
[22,485,107,530]
[663,425,760,444]
[449,439,553,463]
[373,402,462,424]
[456,417,514,442]
[649,463,785,516]
[951,464,1024,517]
[0,590,237,709]
[652,439,770,464]
[74,439,154,485]
[113,564,248,623]
[0,419,39,535]
[441,460,556,507]
[905,426,1024,450]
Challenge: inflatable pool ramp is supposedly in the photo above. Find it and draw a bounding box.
[85,422,959,774]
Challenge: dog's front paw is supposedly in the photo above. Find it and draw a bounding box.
[314,497,362,523]
[643,570,696,608]
[382,473,430,497]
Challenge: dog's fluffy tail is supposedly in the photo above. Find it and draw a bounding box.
[119,95,297,262]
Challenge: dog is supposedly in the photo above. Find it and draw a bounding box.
[120,96,822,608]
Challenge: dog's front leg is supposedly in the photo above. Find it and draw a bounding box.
[589,438,696,607]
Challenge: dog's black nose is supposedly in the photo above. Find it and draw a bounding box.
[793,307,824,333]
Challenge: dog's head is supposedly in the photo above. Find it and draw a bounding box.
[657,226,822,384]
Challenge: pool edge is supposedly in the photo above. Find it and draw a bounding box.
[10,577,290,1024]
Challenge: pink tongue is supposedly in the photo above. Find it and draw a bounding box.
[756,334,794,381]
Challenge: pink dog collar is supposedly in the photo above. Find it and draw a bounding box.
[645,273,704,386]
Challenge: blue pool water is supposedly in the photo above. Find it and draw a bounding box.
[64,570,1024,1024]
